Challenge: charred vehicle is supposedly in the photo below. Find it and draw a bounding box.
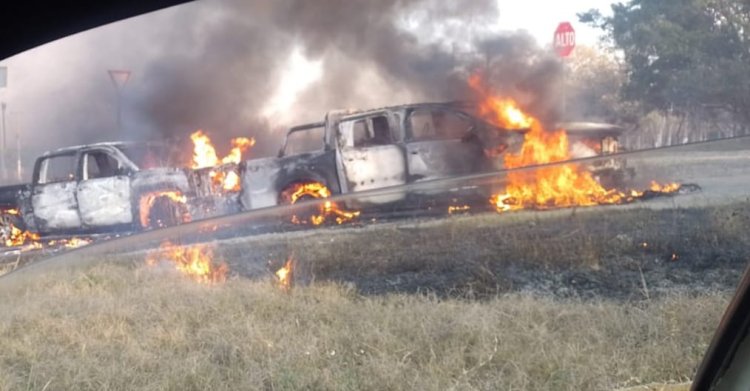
[0,141,221,240]
[564,122,634,188]
[238,102,524,212]
[0,102,633,244]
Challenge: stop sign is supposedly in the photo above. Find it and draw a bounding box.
[553,22,576,57]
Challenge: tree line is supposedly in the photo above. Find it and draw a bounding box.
[571,0,750,148]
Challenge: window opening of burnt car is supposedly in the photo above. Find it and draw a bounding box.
[283,124,326,156]
[117,144,168,169]
[84,151,122,180]
[341,115,393,148]
[38,153,77,184]
[408,109,473,141]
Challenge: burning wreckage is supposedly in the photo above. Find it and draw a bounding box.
[0,99,696,253]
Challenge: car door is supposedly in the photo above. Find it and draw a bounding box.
[76,149,134,227]
[31,153,82,231]
[336,114,407,203]
[405,108,484,182]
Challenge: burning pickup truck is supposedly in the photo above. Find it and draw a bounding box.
[0,101,634,248]
[240,102,524,214]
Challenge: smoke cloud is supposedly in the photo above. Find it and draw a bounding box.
[0,0,564,166]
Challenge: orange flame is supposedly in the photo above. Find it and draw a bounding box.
[280,182,360,225]
[190,130,255,192]
[469,74,680,212]
[448,205,471,214]
[138,191,189,229]
[146,241,228,284]
[2,208,42,248]
[274,257,294,290]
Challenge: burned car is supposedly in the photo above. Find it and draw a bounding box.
[239,102,523,212]
[564,121,634,188]
[0,142,199,240]
[0,102,633,244]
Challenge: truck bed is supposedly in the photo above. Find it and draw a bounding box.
[0,184,29,209]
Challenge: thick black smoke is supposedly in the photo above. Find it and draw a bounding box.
[4,0,565,162]
[130,0,565,155]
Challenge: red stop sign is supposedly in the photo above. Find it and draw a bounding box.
[553,22,576,57]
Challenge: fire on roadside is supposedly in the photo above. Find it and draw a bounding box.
[448,205,471,214]
[138,190,190,229]
[469,74,682,212]
[145,241,228,284]
[280,182,360,225]
[1,208,41,248]
[274,257,294,291]
[190,130,255,192]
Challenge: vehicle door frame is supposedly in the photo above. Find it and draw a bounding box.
[75,146,138,228]
[30,150,83,232]
[403,107,483,182]
[333,111,408,196]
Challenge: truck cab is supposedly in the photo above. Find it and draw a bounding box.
[18,142,187,235]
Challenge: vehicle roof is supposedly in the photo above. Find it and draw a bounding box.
[336,101,473,121]
[41,141,164,157]
[287,101,476,134]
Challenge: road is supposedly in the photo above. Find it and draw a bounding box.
[2,136,749,284]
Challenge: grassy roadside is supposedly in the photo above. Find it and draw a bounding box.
[0,263,730,390]
[215,201,750,298]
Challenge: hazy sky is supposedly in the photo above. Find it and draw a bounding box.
[496,0,615,47]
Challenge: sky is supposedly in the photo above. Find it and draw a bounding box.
[496,0,615,48]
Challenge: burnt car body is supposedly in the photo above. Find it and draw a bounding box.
[563,121,633,188]
[0,142,193,236]
[239,102,522,211]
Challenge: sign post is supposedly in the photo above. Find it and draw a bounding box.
[553,22,576,119]
[108,69,131,132]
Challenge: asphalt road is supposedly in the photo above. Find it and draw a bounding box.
[2,136,750,280]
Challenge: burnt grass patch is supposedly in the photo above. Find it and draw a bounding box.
[219,201,750,300]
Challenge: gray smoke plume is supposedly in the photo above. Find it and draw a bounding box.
[1,0,565,166]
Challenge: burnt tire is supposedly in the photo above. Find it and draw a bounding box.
[146,196,188,229]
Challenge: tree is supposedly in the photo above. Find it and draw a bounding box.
[564,45,637,123]
[580,0,750,124]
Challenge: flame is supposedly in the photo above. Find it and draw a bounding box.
[191,130,220,168]
[469,74,682,212]
[146,241,228,284]
[448,205,471,214]
[469,74,534,130]
[274,257,294,290]
[138,191,189,229]
[280,182,360,225]
[190,130,255,193]
[649,181,680,193]
[61,237,92,249]
[221,137,255,165]
[2,208,41,248]
[223,171,241,191]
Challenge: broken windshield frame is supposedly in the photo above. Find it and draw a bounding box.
[279,122,326,157]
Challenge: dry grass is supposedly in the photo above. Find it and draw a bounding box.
[0,263,730,390]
